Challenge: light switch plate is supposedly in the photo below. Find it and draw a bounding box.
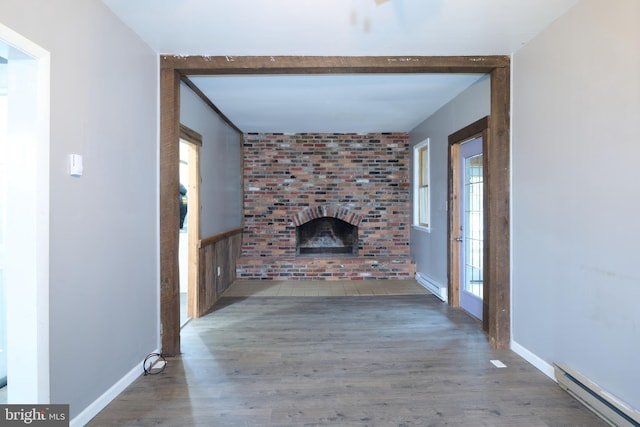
[69,154,83,176]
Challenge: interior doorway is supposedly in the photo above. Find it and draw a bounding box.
[161,56,511,352]
[178,141,190,326]
[179,125,201,325]
[0,47,7,400]
[0,24,51,404]
[448,117,489,328]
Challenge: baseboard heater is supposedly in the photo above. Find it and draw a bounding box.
[415,273,447,302]
[554,363,640,426]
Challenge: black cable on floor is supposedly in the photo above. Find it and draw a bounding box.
[143,353,167,376]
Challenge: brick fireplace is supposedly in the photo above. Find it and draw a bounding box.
[295,208,359,256]
[237,132,415,280]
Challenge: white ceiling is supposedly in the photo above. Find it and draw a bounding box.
[188,73,486,133]
[101,0,578,133]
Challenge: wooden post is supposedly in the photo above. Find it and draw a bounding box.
[487,65,511,349]
[160,68,181,355]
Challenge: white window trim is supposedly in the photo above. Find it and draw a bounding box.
[413,138,430,232]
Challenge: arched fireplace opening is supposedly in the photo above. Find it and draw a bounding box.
[296,217,358,257]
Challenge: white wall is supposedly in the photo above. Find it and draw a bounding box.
[409,76,490,288]
[1,0,159,419]
[512,0,640,410]
[180,83,242,237]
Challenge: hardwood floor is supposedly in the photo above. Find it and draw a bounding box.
[88,285,605,426]
[223,279,431,297]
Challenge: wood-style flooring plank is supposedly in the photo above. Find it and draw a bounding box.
[88,295,605,426]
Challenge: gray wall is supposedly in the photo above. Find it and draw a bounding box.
[2,0,159,418]
[409,76,490,287]
[180,83,243,237]
[512,0,640,409]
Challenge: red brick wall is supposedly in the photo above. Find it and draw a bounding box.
[240,132,414,279]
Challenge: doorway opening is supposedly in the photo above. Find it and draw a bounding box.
[0,24,51,404]
[0,48,6,401]
[178,141,190,326]
[161,57,511,352]
[449,117,489,328]
[179,125,201,326]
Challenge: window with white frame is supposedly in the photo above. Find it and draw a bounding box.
[413,138,430,230]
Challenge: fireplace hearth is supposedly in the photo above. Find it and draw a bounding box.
[297,217,357,256]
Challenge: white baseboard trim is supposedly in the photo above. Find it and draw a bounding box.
[510,340,555,381]
[415,272,447,302]
[70,348,159,427]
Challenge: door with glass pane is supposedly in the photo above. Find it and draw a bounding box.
[458,137,483,320]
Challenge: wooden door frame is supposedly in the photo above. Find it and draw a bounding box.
[160,56,511,354]
[448,117,490,331]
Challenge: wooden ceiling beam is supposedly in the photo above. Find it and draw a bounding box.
[160,55,510,75]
